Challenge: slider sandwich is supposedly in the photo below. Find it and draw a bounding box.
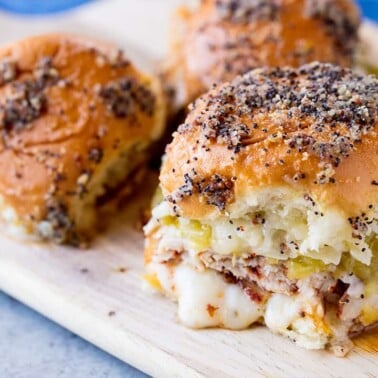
[144,62,378,355]
[0,34,165,245]
[162,0,361,114]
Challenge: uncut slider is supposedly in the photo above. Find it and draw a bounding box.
[144,62,378,355]
[0,34,165,246]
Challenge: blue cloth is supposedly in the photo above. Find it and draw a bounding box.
[0,291,147,378]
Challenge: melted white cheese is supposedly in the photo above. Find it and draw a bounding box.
[265,292,328,350]
[265,294,302,331]
[148,262,263,329]
[147,261,330,349]
[175,265,263,329]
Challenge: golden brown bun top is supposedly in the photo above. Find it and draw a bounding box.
[0,34,164,224]
[160,63,378,219]
[164,0,361,110]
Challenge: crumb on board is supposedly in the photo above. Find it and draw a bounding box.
[206,304,219,317]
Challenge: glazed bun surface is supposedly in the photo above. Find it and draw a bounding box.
[0,34,165,245]
[161,62,378,221]
[163,0,361,111]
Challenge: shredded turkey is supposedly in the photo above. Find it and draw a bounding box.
[200,252,298,295]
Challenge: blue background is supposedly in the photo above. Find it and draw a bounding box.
[358,0,378,20]
[0,0,93,14]
[0,0,376,20]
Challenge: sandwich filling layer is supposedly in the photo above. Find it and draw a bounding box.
[144,190,378,355]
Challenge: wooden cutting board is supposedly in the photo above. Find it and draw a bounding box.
[0,1,377,375]
[0,172,377,378]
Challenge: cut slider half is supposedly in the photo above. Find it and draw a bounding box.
[144,62,378,355]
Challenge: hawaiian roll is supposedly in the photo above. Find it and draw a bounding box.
[0,34,165,245]
[144,63,378,355]
[163,0,361,113]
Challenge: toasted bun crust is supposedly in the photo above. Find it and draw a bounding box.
[163,0,361,111]
[0,34,165,244]
[160,63,378,219]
